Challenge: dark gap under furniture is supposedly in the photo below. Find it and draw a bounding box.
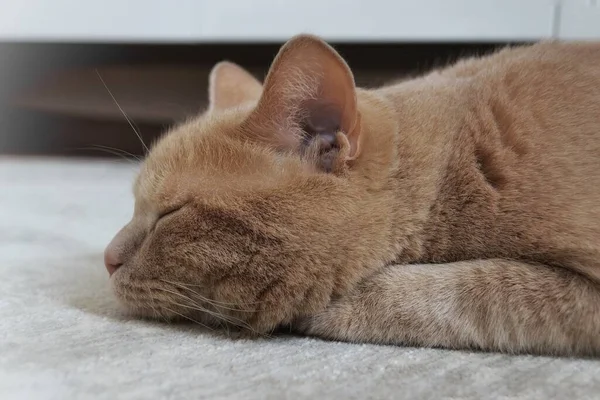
[0,41,519,157]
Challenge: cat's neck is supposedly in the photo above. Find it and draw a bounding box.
[359,74,485,264]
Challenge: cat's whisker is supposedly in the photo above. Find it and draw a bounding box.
[159,279,262,310]
[75,146,140,165]
[159,284,291,339]
[168,299,257,334]
[95,70,150,154]
[146,285,171,323]
[162,280,256,311]
[162,306,214,331]
[154,286,258,334]
[152,285,200,306]
[91,144,143,162]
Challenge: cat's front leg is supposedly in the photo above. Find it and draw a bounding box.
[295,259,600,356]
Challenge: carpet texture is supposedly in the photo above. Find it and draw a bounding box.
[1,158,600,400]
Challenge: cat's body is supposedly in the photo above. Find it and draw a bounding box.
[384,43,600,272]
[105,36,600,356]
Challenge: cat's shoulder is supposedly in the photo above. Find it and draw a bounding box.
[440,41,600,80]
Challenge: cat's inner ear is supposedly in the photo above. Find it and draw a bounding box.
[208,61,263,111]
[245,35,362,172]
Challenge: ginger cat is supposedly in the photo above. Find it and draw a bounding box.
[105,35,600,356]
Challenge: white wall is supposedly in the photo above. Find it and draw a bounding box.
[0,0,597,42]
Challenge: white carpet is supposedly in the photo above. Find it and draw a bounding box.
[2,157,600,400]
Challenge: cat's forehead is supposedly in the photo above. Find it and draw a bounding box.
[133,112,306,207]
[140,110,249,172]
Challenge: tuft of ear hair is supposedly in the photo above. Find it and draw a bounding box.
[243,34,362,173]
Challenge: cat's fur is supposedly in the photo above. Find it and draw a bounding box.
[105,35,600,356]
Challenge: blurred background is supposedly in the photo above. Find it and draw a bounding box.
[0,0,598,158]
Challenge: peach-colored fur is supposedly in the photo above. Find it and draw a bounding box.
[105,35,600,356]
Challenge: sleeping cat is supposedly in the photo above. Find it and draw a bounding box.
[104,35,600,356]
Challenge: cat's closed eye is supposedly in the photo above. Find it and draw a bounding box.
[157,205,186,221]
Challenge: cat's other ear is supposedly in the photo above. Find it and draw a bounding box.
[208,61,263,112]
[245,34,361,171]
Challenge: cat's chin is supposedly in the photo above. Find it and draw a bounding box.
[108,246,339,337]
[111,281,335,337]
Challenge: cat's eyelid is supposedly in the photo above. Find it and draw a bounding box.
[157,203,188,220]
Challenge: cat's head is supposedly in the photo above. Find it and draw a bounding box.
[104,35,398,333]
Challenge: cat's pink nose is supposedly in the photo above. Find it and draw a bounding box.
[104,245,122,277]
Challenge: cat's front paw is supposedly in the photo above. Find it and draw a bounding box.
[292,301,357,341]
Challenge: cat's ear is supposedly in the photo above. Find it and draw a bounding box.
[245,35,361,171]
[208,61,263,112]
